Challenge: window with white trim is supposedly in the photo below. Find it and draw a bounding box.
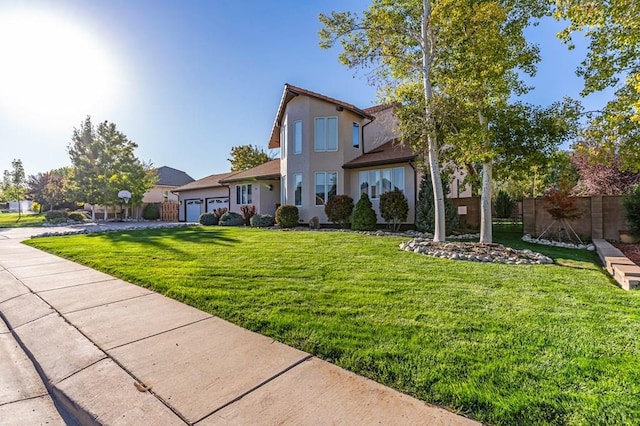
[359,167,404,199]
[236,184,252,205]
[352,122,360,148]
[314,117,338,152]
[280,122,287,158]
[315,172,337,205]
[294,121,302,154]
[294,173,302,206]
[281,175,286,205]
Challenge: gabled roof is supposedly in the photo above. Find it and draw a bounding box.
[362,103,397,115]
[173,172,236,192]
[342,139,416,169]
[219,159,281,183]
[268,84,374,149]
[155,166,195,186]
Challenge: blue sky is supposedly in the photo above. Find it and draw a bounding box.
[0,0,613,180]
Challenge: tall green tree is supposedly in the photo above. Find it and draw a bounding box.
[320,0,552,242]
[2,159,27,221]
[320,0,448,241]
[429,0,549,242]
[228,145,271,172]
[555,0,640,171]
[68,117,156,220]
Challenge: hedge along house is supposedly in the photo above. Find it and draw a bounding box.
[219,159,281,217]
[267,84,422,225]
[173,172,236,222]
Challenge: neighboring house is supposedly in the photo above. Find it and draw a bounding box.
[173,172,236,222]
[219,159,281,216]
[143,166,195,203]
[8,200,32,213]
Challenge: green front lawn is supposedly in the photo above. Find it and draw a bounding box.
[0,212,44,228]
[25,227,640,425]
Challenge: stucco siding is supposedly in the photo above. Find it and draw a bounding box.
[143,185,179,203]
[279,95,367,223]
[228,181,281,217]
[363,107,399,151]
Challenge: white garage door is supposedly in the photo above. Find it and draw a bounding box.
[207,197,229,212]
[186,200,202,222]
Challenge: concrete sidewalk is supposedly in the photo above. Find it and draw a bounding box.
[0,231,479,425]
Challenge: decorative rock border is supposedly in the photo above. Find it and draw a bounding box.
[400,238,554,265]
[31,222,197,238]
[521,234,595,251]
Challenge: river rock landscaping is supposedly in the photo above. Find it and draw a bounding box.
[400,238,554,264]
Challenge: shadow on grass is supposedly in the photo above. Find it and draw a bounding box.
[86,227,240,257]
[493,223,601,267]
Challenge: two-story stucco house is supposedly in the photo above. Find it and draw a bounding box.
[262,84,421,225]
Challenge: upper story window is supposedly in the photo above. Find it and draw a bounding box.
[294,121,302,154]
[352,122,360,148]
[314,117,338,152]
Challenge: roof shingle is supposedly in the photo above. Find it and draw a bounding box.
[173,172,236,192]
[268,84,374,149]
[342,140,416,169]
[155,166,195,186]
[220,159,280,183]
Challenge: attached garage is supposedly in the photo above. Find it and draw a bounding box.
[173,172,236,222]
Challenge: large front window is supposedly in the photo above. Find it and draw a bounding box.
[359,167,404,199]
[315,172,337,205]
[236,184,252,205]
[314,117,338,152]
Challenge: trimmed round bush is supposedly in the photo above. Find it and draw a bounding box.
[142,203,160,220]
[68,211,86,222]
[219,211,244,226]
[623,184,640,236]
[324,195,354,228]
[352,193,377,231]
[45,210,68,223]
[275,205,299,228]
[199,212,218,226]
[380,189,409,231]
[250,214,274,228]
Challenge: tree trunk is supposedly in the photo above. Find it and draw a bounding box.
[477,110,492,243]
[422,0,446,242]
[103,206,108,222]
[480,161,493,243]
[91,205,95,221]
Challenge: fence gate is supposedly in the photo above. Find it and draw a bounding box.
[162,202,179,221]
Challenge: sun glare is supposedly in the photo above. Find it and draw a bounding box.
[0,9,121,124]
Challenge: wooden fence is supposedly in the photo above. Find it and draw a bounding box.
[523,195,626,241]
